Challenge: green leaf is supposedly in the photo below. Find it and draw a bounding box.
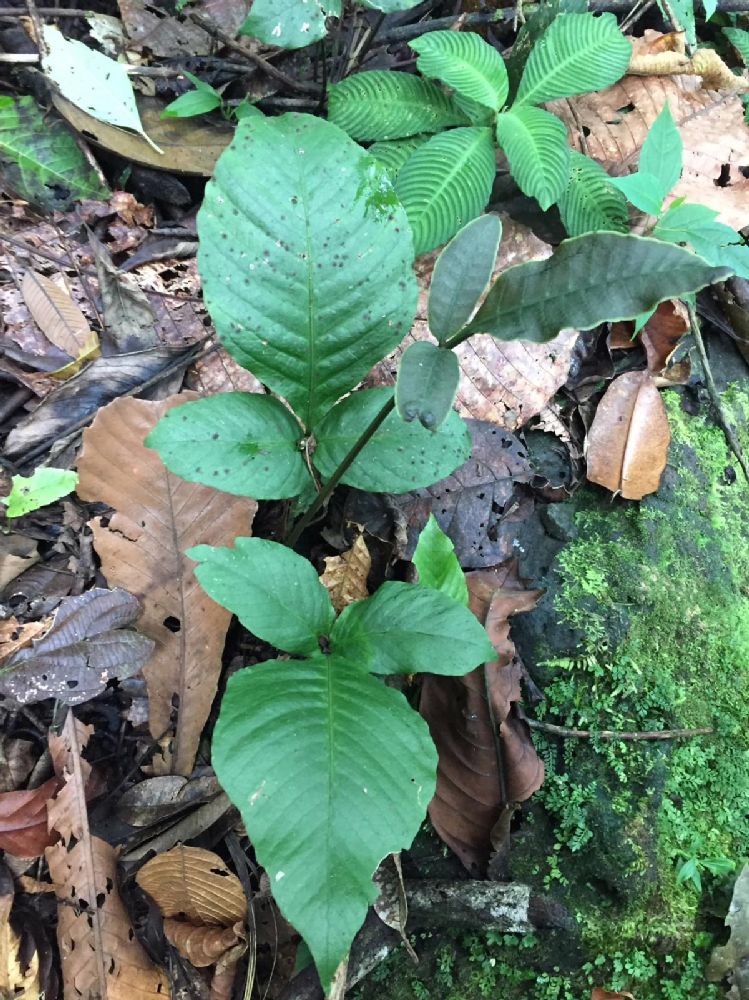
[198,114,417,429]
[367,136,430,178]
[653,202,749,279]
[394,126,496,254]
[465,232,731,343]
[496,105,570,210]
[187,538,335,655]
[212,652,437,991]
[3,468,78,517]
[609,171,666,215]
[660,0,696,47]
[412,513,468,605]
[313,387,471,493]
[162,88,222,119]
[145,393,311,500]
[505,0,587,100]
[331,581,494,674]
[557,150,628,237]
[428,214,502,342]
[677,857,701,891]
[639,104,682,198]
[409,31,509,111]
[395,342,459,431]
[653,201,720,240]
[724,27,749,66]
[514,13,630,106]
[328,72,469,141]
[239,0,341,49]
[359,0,422,9]
[0,96,109,211]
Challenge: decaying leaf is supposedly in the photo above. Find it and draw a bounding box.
[0,588,153,706]
[0,534,39,590]
[0,778,60,857]
[117,773,221,827]
[591,990,636,1000]
[136,845,247,926]
[21,270,99,367]
[629,30,746,91]
[77,394,257,775]
[420,564,543,873]
[45,713,169,999]
[373,854,417,962]
[0,736,37,793]
[89,236,159,353]
[321,532,371,613]
[0,617,50,663]
[163,920,245,968]
[708,864,749,997]
[609,300,691,384]
[586,370,671,499]
[0,863,41,999]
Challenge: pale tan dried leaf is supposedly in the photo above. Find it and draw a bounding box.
[0,534,39,590]
[551,77,749,229]
[163,919,244,967]
[76,394,257,775]
[0,617,50,664]
[586,371,671,499]
[21,270,99,361]
[629,30,745,90]
[591,991,636,1000]
[45,712,169,999]
[321,532,371,612]
[0,881,40,1000]
[373,854,417,962]
[136,845,247,926]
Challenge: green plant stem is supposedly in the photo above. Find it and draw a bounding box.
[284,395,395,548]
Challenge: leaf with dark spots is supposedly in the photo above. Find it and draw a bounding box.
[0,588,153,706]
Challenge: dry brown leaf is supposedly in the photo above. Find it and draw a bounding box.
[0,737,37,794]
[136,845,247,926]
[0,866,40,1000]
[321,532,371,612]
[76,394,257,775]
[21,270,99,364]
[0,617,50,663]
[420,564,543,874]
[609,300,690,382]
[586,371,671,499]
[0,534,39,590]
[0,778,60,857]
[367,217,578,430]
[163,919,244,967]
[629,30,745,90]
[550,76,749,229]
[591,991,636,1000]
[46,713,169,999]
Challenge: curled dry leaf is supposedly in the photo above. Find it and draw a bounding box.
[21,270,99,368]
[0,863,41,999]
[46,713,169,999]
[136,845,247,926]
[77,394,257,775]
[609,300,691,384]
[320,531,371,613]
[163,919,245,967]
[586,370,672,500]
[0,617,50,663]
[629,30,745,91]
[420,563,543,874]
[0,777,60,857]
[0,588,154,706]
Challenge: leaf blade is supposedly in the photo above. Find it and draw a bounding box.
[409,31,509,111]
[412,514,468,605]
[395,342,460,430]
[496,105,570,210]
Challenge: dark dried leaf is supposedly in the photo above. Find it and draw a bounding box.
[0,778,60,857]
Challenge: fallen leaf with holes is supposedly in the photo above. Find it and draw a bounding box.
[45,713,169,999]
[163,920,245,967]
[420,564,543,874]
[586,370,671,499]
[0,617,50,662]
[550,75,749,229]
[367,217,578,430]
[0,863,40,999]
[0,589,153,706]
[0,778,60,857]
[21,270,99,373]
[609,300,691,385]
[321,532,371,613]
[629,30,745,90]
[136,845,246,926]
[77,394,257,775]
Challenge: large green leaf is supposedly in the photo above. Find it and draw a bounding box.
[557,150,628,237]
[328,72,469,141]
[412,513,468,605]
[465,232,731,343]
[394,126,496,254]
[505,0,587,100]
[213,652,437,991]
[187,538,335,655]
[654,203,749,280]
[640,104,682,199]
[409,31,509,111]
[514,13,630,106]
[0,96,109,210]
[395,342,459,430]
[239,0,341,48]
[145,393,310,500]
[313,388,471,492]
[496,105,570,210]
[428,214,502,341]
[198,114,417,429]
[367,136,429,178]
[331,581,494,674]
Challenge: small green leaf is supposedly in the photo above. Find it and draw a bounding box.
[367,136,430,178]
[395,342,459,431]
[313,388,471,493]
[212,652,437,992]
[702,857,735,877]
[515,13,630,106]
[233,98,264,121]
[328,72,469,141]
[653,202,749,279]
[359,0,422,10]
[412,514,468,605]
[3,468,78,518]
[187,538,335,655]
[145,393,311,500]
[677,857,702,891]
[331,581,494,674]
[162,88,222,119]
[239,0,341,49]
[496,105,570,210]
[633,307,656,334]
[394,126,496,254]
[409,31,509,111]
[662,0,696,47]
[653,201,719,240]
[724,27,749,66]
[609,171,666,215]
[557,150,628,237]
[428,214,502,342]
[639,104,682,198]
[466,232,731,343]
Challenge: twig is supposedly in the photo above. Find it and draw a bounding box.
[688,301,749,485]
[0,6,91,14]
[527,719,713,741]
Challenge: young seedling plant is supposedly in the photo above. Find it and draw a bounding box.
[146,111,733,992]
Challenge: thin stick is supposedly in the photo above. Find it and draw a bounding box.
[687,301,749,485]
[527,719,713,741]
